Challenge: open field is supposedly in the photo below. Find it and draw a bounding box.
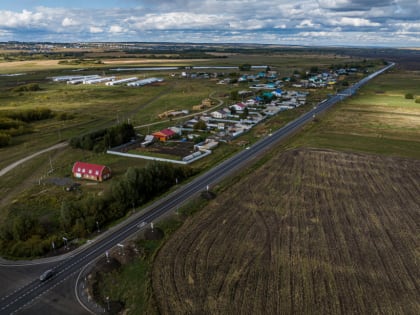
[152,148,420,314]
[290,69,420,158]
[2,51,354,212]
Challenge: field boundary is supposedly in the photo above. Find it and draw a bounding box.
[106,148,212,164]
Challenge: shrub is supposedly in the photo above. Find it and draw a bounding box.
[0,132,11,147]
[415,98,420,104]
[405,93,414,99]
[11,83,41,93]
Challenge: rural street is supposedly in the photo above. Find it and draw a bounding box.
[0,62,394,315]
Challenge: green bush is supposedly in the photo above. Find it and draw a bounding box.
[405,93,414,99]
[0,132,11,147]
[415,98,420,104]
[11,83,41,93]
[6,107,53,123]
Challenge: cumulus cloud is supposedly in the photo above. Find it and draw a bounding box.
[0,1,418,46]
[0,10,45,28]
[128,12,228,30]
[329,17,381,27]
[109,25,124,33]
[317,0,395,11]
[90,26,104,33]
[62,17,79,27]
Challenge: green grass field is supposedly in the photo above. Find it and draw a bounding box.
[289,69,420,158]
[0,52,378,257]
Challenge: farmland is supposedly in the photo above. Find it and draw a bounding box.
[152,148,420,314]
[1,45,419,312]
[291,69,420,158]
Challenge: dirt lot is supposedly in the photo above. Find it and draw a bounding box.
[152,148,420,314]
[137,141,195,158]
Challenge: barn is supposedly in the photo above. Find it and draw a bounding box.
[72,162,111,182]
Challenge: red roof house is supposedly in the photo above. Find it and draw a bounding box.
[72,162,111,182]
[152,128,176,142]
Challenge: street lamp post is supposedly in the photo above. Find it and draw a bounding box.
[96,221,100,233]
[106,296,110,311]
[62,236,68,250]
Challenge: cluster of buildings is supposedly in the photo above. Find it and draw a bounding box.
[148,88,309,146]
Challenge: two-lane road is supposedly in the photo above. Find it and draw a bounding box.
[0,62,394,315]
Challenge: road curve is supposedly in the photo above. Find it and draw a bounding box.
[0,142,68,177]
[0,62,394,315]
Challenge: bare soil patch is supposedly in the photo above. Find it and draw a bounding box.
[152,148,420,314]
[136,141,195,158]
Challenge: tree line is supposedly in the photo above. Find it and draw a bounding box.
[0,162,196,258]
[70,123,136,152]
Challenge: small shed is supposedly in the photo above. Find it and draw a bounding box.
[152,128,175,142]
[72,162,111,182]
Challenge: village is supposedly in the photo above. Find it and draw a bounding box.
[51,65,362,177]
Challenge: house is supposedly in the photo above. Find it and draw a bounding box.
[231,102,246,111]
[210,110,228,119]
[152,128,176,142]
[72,162,111,182]
[141,135,155,147]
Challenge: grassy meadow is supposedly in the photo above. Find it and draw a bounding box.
[290,69,420,158]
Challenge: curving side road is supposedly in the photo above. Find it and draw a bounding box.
[0,62,394,315]
[0,142,68,177]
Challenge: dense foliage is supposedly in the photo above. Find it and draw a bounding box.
[0,162,196,258]
[70,123,136,152]
[5,107,53,122]
[11,83,41,93]
[0,108,54,147]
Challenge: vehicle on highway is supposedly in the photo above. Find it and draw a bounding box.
[39,269,54,282]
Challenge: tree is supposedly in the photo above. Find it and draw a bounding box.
[230,90,239,101]
[310,66,319,74]
[240,107,249,119]
[193,120,207,131]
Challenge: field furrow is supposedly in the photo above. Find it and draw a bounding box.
[152,148,420,314]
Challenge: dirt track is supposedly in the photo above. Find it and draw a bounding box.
[0,142,68,177]
[152,148,420,314]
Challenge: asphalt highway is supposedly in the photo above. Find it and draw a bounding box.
[0,62,394,315]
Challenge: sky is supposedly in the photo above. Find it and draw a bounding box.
[0,0,419,47]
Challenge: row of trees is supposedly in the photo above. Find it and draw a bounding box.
[70,123,136,152]
[0,162,196,258]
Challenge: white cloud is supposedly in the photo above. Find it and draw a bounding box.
[0,1,417,47]
[297,19,319,28]
[0,10,44,28]
[109,25,124,33]
[330,17,381,27]
[90,26,104,33]
[129,12,227,30]
[62,17,79,27]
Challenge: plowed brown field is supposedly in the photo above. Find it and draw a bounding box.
[152,148,420,314]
